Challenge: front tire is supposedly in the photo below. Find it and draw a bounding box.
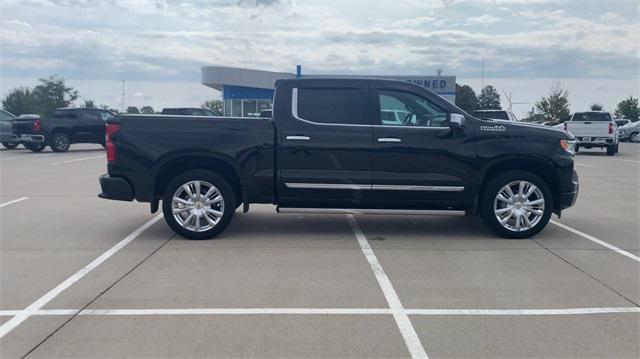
[162,170,236,240]
[51,132,71,152]
[1,142,19,149]
[481,170,553,239]
[25,143,46,152]
[630,132,640,143]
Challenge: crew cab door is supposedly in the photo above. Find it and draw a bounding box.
[277,82,373,207]
[370,85,475,208]
[77,109,104,143]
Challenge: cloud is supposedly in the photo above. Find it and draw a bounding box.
[465,14,500,27]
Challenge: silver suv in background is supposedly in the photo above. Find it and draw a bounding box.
[618,121,640,143]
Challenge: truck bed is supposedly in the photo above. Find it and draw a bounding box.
[109,115,276,204]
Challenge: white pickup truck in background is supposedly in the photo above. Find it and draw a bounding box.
[563,111,619,155]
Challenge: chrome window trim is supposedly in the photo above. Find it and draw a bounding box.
[285,182,464,192]
[291,88,449,130]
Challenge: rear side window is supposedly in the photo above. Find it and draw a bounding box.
[572,113,612,121]
[296,88,368,125]
[53,110,77,119]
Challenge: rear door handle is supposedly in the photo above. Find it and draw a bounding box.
[286,135,310,141]
[378,137,402,143]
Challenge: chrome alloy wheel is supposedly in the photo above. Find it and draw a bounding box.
[171,180,225,233]
[493,180,545,232]
[631,133,640,143]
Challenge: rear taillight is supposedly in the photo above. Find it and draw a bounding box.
[33,118,41,131]
[105,123,120,163]
[608,122,614,134]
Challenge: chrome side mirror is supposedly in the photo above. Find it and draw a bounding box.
[449,113,465,128]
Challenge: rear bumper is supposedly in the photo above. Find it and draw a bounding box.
[15,134,45,143]
[98,174,133,201]
[559,170,579,210]
[576,137,615,145]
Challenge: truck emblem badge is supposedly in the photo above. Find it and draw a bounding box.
[480,125,507,132]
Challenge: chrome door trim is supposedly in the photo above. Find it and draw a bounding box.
[285,183,464,192]
[291,88,449,130]
[285,183,372,190]
[371,185,464,192]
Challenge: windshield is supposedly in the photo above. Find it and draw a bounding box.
[0,110,15,121]
[572,112,612,121]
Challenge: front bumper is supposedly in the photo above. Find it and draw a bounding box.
[98,174,134,201]
[559,170,579,210]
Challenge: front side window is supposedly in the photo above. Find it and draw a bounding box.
[378,90,447,127]
[297,88,368,125]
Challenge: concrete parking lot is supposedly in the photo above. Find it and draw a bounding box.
[1,143,638,358]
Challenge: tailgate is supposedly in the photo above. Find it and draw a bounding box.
[12,119,35,134]
[566,122,610,137]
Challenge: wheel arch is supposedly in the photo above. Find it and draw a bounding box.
[152,153,246,210]
[477,156,561,213]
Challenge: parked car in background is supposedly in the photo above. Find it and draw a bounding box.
[472,110,519,122]
[0,110,47,151]
[13,115,47,152]
[614,119,631,128]
[161,108,220,116]
[618,121,640,143]
[563,111,618,155]
[99,77,578,240]
[0,109,18,149]
[16,107,115,152]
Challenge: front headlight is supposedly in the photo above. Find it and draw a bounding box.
[560,139,576,154]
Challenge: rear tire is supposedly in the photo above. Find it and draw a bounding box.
[481,170,553,239]
[25,143,46,152]
[51,132,71,152]
[162,170,236,240]
[606,145,616,156]
[1,142,18,149]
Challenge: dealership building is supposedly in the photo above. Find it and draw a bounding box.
[202,66,456,117]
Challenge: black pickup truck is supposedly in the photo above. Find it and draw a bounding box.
[99,78,579,239]
[16,107,116,152]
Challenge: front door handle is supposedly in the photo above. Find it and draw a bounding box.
[286,135,310,141]
[378,137,402,143]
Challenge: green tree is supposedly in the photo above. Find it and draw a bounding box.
[201,99,223,115]
[126,106,140,114]
[521,107,545,123]
[614,96,639,121]
[32,76,79,117]
[477,85,501,110]
[140,106,155,114]
[589,103,603,111]
[1,87,37,116]
[455,84,478,113]
[82,100,96,108]
[534,82,570,125]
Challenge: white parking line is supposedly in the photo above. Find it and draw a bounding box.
[347,214,429,359]
[51,155,103,166]
[610,158,640,164]
[574,163,594,168]
[551,220,640,263]
[0,197,29,208]
[2,307,637,317]
[0,214,162,338]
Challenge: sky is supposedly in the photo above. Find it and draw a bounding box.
[0,0,638,117]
